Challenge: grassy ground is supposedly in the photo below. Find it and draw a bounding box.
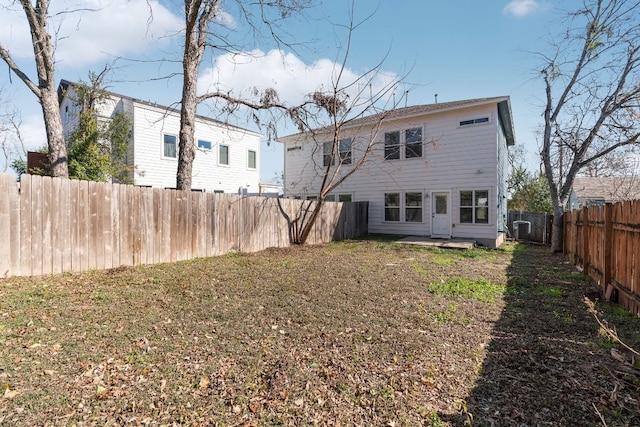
[0,238,638,426]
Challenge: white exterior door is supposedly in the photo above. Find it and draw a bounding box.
[431,192,451,238]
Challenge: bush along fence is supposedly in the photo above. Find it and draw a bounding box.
[0,173,368,278]
[564,201,640,315]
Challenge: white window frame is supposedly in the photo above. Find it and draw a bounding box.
[198,139,212,150]
[459,116,490,127]
[459,190,490,224]
[325,193,353,202]
[247,149,257,169]
[384,191,424,222]
[163,134,177,159]
[218,144,229,166]
[323,138,353,167]
[384,127,423,161]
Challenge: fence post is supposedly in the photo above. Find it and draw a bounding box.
[603,203,614,299]
[582,206,589,276]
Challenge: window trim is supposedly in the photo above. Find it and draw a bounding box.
[459,117,490,127]
[384,192,401,222]
[384,127,423,161]
[384,131,401,160]
[404,128,423,159]
[163,134,177,159]
[325,193,353,203]
[459,189,490,224]
[247,149,257,169]
[405,191,423,223]
[197,139,212,150]
[218,144,230,166]
[323,138,353,167]
[384,191,423,223]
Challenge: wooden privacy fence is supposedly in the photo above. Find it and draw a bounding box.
[0,173,368,278]
[564,200,640,315]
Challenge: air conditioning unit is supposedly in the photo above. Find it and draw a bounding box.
[513,220,531,241]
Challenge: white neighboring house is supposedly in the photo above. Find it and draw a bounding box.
[58,79,261,193]
[280,97,515,248]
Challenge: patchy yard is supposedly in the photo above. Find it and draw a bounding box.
[0,238,638,426]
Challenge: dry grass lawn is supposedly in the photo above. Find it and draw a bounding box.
[1,237,638,426]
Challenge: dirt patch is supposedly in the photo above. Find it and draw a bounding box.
[0,238,638,425]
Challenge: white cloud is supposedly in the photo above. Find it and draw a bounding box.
[503,0,542,17]
[198,49,400,111]
[0,0,182,67]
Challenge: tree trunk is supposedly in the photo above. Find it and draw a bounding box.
[177,71,197,190]
[41,86,68,177]
[550,204,564,253]
[296,199,323,244]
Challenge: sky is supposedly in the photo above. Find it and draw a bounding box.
[0,0,566,182]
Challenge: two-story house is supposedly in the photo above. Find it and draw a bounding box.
[58,79,261,193]
[279,96,515,248]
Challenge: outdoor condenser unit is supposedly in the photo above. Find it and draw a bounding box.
[513,220,531,241]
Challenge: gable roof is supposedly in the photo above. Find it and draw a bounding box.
[279,96,515,146]
[571,176,640,203]
[57,79,261,136]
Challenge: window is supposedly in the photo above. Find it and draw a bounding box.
[323,141,334,167]
[405,192,423,222]
[323,138,352,166]
[64,105,70,123]
[460,190,489,224]
[198,140,212,150]
[339,138,352,164]
[248,150,256,169]
[385,193,400,221]
[325,194,352,202]
[219,144,229,165]
[385,127,423,160]
[405,128,423,158]
[459,117,489,126]
[384,131,400,160]
[164,134,177,158]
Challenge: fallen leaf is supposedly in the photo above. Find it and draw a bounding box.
[248,402,258,413]
[43,370,56,376]
[160,379,167,392]
[294,397,304,407]
[95,385,108,397]
[3,389,19,399]
[199,376,210,389]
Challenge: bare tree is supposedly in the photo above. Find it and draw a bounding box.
[176,0,310,190]
[0,0,68,177]
[278,15,408,244]
[0,88,28,174]
[539,0,640,251]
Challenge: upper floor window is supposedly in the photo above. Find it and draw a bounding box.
[323,138,352,166]
[198,140,212,150]
[460,190,489,224]
[247,150,257,169]
[405,128,422,158]
[384,131,400,160]
[385,127,423,160]
[459,117,489,126]
[219,144,229,165]
[163,134,177,158]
